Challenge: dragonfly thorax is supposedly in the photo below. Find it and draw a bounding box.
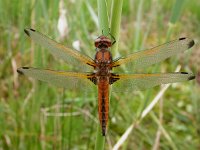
[95,49,112,62]
[95,63,111,76]
[94,49,113,78]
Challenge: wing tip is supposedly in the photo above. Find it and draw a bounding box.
[180,72,188,74]
[188,40,195,48]
[17,68,24,75]
[17,67,30,75]
[188,75,195,80]
[179,37,195,48]
[179,37,186,40]
[24,28,36,36]
[180,72,195,80]
[24,29,30,36]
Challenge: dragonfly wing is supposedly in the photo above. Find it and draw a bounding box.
[111,72,195,92]
[17,67,96,91]
[112,38,194,70]
[24,29,95,70]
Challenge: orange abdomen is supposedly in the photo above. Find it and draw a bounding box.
[98,78,109,136]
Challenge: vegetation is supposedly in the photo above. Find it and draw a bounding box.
[0,0,199,149]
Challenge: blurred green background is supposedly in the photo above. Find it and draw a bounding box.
[0,0,199,149]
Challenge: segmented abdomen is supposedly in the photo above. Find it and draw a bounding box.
[98,78,109,136]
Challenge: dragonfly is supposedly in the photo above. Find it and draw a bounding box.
[17,28,195,136]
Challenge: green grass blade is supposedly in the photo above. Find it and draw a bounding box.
[170,0,186,24]
[97,0,109,35]
[95,125,105,150]
[95,0,109,149]
[110,0,123,57]
[133,0,144,51]
[166,0,186,40]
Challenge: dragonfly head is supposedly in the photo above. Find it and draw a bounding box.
[95,35,112,49]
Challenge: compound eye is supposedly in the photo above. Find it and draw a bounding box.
[94,38,101,47]
[106,41,112,47]
[95,41,99,48]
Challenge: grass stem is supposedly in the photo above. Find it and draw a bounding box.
[110,0,123,57]
[95,0,109,149]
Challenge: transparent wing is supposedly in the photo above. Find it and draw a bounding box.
[112,38,194,70]
[111,72,195,92]
[17,67,96,91]
[24,29,95,70]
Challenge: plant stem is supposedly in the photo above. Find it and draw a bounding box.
[133,0,144,51]
[166,0,186,40]
[110,0,123,57]
[97,0,109,35]
[95,1,123,149]
[95,125,105,150]
[95,0,109,149]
